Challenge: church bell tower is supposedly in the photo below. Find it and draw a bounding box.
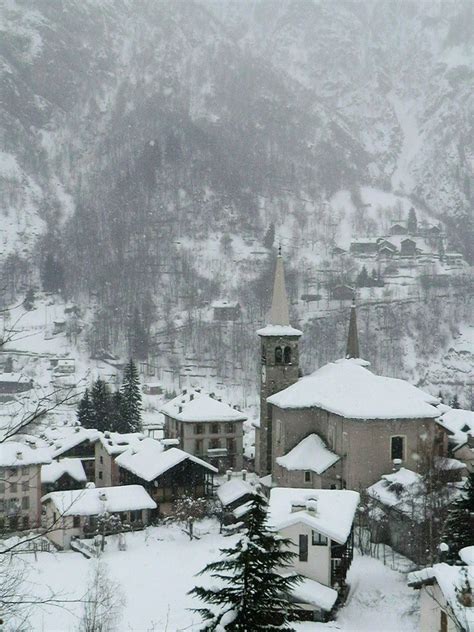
[256,249,302,476]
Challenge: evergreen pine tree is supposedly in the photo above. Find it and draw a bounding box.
[110,390,127,433]
[90,379,112,431]
[407,207,418,234]
[450,394,460,409]
[357,265,370,287]
[77,388,95,428]
[120,359,142,432]
[443,471,474,563]
[263,223,275,249]
[189,493,303,630]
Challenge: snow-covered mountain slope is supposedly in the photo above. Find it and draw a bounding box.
[0,0,472,402]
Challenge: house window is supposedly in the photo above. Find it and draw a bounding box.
[73,516,81,528]
[211,423,219,435]
[275,346,283,364]
[22,481,28,492]
[312,531,328,546]
[210,438,221,450]
[276,420,282,444]
[10,483,17,493]
[99,456,103,464]
[21,496,29,510]
[195,424,204,435]
[299,534,308,561]
[227,438,235,454]
[391,436,405,461]
[195,439,203,454]
[99,471,103,480]
[22,516,29,529]
[226,422,234,434]
[284,346,291,364]
[304,471,311,483]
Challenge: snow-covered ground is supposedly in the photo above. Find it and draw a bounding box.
[7,522,418,631]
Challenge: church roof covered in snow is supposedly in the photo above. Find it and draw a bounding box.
[41,458,86,484]
[267,358,440,420]
[268,487,359,544]
[41,485,156,516]
[276,434,340,474]
[160,390,246,422]
[115,437,217,481]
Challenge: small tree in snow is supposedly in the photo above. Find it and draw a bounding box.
[95,511,123,552]
[169,496,209,540]
[78,561,124,632]
[189,492,302,630]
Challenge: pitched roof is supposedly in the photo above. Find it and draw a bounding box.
[41,458,86,484]
[267,488,360,544]
[115,437,217,481]
[42,426,100,457]
[41,485,156,516]
[160,390,246,422]
[217,479,254,507]
[437,408,474,449]
[276,434,340,475]
[0,441,51,467]
[268,358,440,420]
[98,431,145,455]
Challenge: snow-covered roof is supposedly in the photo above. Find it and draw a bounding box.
[41,485,156,516]
[434,456,465,471]
[0,441,52,467]
[256,324,303,337]
[268,358,440,420]
[217,479,254,507]
[41,458,86,484]
[367,467,457,521]
[0,372,32,384]
[160,390,246,423]
[276,434,340,475]
[438,408,474,449]
[98,431,145,455]
[289,575,338,612]
[459,546,474,566]
[115,437,217,481]
[408,563,474,631]
[42,426,100,457]
[267,488,359,544]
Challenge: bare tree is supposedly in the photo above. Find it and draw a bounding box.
[77,561,125,632]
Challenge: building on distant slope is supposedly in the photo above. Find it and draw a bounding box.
[267,487,360,622]
[256,252,447,489]
[161,389,246,471]
[212,300,241,321]
[0,373,33,395]
[0,442,51,531]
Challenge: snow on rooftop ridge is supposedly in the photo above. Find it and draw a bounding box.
[268,358,439,420]
[256,324,303,337]
[217,479,254,507]
[41,485,156,516]
[41,458,86,484]
[159,390,247,422]
[268,487,359,544]
[276,434,340,475]
[98,431,145,455]
[115,437,217,481]
[0,441,52,467]
[288,575,338,612]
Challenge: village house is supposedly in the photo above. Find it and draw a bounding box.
[408,546,474,632]
[211,300,241,321]
[400,237,417,257]
[115,437,217,516]
[41,458,87,495]
[94,431,145,487]
[216,473,255,519]
[437,408,474,473]
[330,284,355,301]
[161,389,246,471]
[366,467,460,564]
[267,487,360,621]
[256,254,447,491]
[0,373,34,395]
[41,485,156,550]
[349,238,379,256]
[0,441,51,531]
[42,426,99,481]
[389,222,408,236]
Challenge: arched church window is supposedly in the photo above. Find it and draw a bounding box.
[275,346,283,364]
[284,346,291,364]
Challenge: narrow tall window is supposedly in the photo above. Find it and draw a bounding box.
[275,346,283,364]
[284,346,292,364]
[299,534,308,561]
[391,436,404,461]
[304,471,311,483]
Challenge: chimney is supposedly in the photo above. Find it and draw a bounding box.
[393,458,402,471]
[306,498,318,514]
[183,389,187,395]
[226,469,233,481]
[16,451,23,460]
[190,393,194,400]
[241,469,247,481]
[291,501,306,513]
[178,406,182,413]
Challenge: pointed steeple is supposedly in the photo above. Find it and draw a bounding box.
[346,296,360,359]
[268,250,290,326]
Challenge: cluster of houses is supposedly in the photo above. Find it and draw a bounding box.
[1,251,473,628]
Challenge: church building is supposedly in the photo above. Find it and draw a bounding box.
[256,253,447,491]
